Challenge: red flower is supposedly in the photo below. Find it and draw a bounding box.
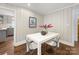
[39,24,54,29]
[48,24,53,28]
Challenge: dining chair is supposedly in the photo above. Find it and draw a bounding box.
[44,37,60,54]
[26,39,37,54]
[45,37,60,47]
[29,41,37,50]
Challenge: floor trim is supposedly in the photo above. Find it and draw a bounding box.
[14,39,74,47]
[14,40,26,47]
[60,40,74,47]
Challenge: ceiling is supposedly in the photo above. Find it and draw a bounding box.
[8,3,76,15]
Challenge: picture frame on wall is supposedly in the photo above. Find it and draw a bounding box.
[29,17,37,28]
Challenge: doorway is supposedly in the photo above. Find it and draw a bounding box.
[78,18,79,42]
[0,15,15,55]
[0,7,16,55]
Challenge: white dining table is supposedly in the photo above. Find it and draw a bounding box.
[26,32,59,55]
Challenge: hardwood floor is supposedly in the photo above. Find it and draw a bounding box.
[14,44,26,55]
[14,42,79,55]
[1,36,79,55]
[0,36,14,55]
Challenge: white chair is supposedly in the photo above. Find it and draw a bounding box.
[26,39,37,54]
[45,36,60,47]
[29,41,37,50]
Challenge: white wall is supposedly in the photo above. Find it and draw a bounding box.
[44,7,74,46]
[15,8,44,44]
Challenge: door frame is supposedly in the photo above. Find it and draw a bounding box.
[0,5,16,46]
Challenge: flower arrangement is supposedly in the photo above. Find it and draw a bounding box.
[39,24,54,35]
[40,24,53,29]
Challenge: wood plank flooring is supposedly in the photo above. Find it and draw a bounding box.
[1,36,79,55]
[14,42,79,55]
[14,44,26,55]
[0,36,14,55]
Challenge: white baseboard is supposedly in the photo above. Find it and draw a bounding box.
[14,39,74,47]
[60,40,74,47]
[14,40,26,47]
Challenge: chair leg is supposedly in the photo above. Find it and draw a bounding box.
[26,49,37,55]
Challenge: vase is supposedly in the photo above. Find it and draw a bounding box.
[41,30,48,35]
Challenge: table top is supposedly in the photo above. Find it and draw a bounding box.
[26,32,59,43]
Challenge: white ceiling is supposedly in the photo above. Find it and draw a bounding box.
[8,3,76,15]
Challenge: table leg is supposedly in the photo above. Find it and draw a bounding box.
[57,41,59,47]
[26,40,30,52]
[38,43,41,55]
[26,43,29,52]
